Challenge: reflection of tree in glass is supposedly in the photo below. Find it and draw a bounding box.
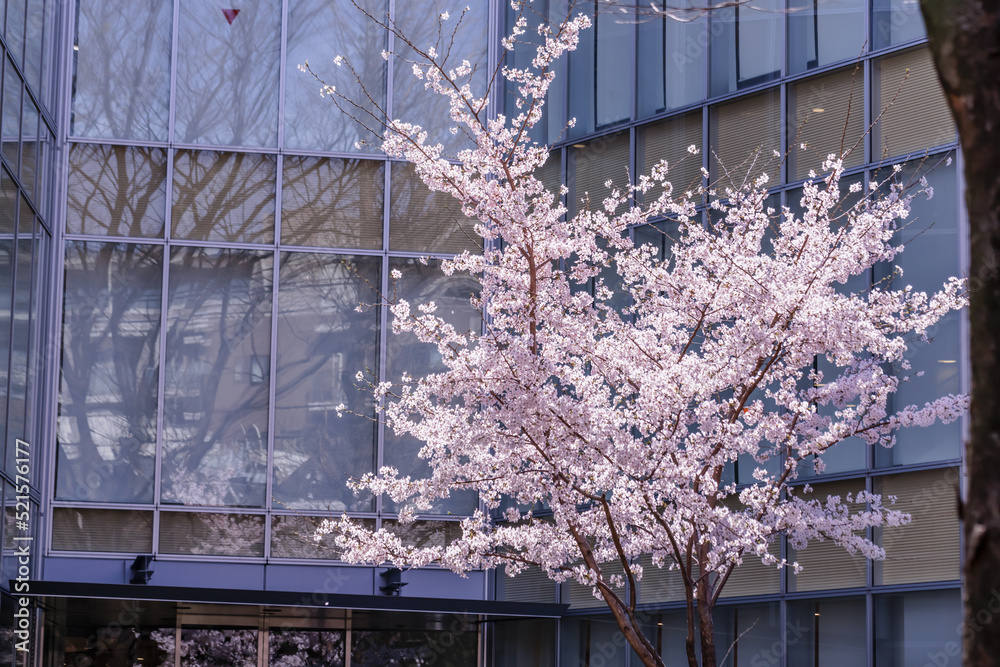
[57,242,161,503]
[174,0,280,146]
[392,2,488,157]
[351,629,477,667]
[161,248,272,507]
[272,253,380,512]
[158,512,264,557]
[284,0,386,153]
[152,628,257,667]
[66,144,167,237]
[72,0,171,140]
[269,629,345,667]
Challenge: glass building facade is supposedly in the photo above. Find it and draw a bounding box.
[0,0,966,665]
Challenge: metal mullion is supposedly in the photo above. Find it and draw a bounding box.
[62,233,167,245]
[779,81,787,185]
[277,0,289,151]
[263,237,280,562]
[168,0,180,146]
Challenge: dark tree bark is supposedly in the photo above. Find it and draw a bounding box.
[919,3,1000,666]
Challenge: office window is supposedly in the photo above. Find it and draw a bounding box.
[392,1,488,156]
[389,162,481,254]
[175,0,280,147]
[637,553,692,604]
[637,1,706,119]
[875,155,961,466]
[19,97,38,202]
[710,89,781,189]
[382,257,480,515]
[787,480,868,592]
[172,150,276,244]
[875,589,962,667]
[567,1,632,137]
[57,242,161,503]
[66,144,167,237]
[161,247,272,508]
[560,616,627,667]
[494,619,556,667]
[789,68,865,181]
[272,252,380,513]
[269,629,346,667]
[284,0,386,153]
[567,131,630,219]
[709,0,781,96]
[0,173,15,447]
[786,597,867,666]
[160,512,265,557]
[713,602,781,667]
[71,0,171,141]
[51,508,153,553]
[638,112,703,205]
[874,48,955,159]
[872,0,927,50]
[280,156,383,250]
[718,541,781,598]
[788,0,866,74]
[2,62,21,172]
[874,468,961,585]
[271,515,374,559]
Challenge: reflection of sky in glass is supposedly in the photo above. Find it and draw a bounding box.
[175,0,280,147]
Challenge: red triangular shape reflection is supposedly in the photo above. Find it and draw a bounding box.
[222,8,240,24]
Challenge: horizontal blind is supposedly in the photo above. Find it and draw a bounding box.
[568,131,630,219]
[66,143,167,237]
[876,47,956,159]
[638,553,695,604]
[388,162,481,254]
[877,467,960,585]
[269,514,370,560]
[171,150,276,244]
[159,511,265,557]
[718,540,781,598]
[789,479,868,591]
[568,559,626,609]
[791,68,865,180]
[536,148,562,202]
[640,112,703,204]
[711,90,780,189]
[51,508,153,553]
[281,156,383,249]
[500,565,558,604]
[382,520,463,548]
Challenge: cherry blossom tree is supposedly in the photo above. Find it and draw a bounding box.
[305,3,968,666]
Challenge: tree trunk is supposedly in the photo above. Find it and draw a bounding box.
[919,3,1000,666]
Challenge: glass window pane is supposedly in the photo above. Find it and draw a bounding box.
[392,1,488,156]
[383,257,480,515]
[23,0,43,96]
[269,629,345,667]
[160,512,265,557]
[788,480,868,591]
[171,150,276,244]
[271,515,374,560]
[788,0,866,74]
[503,0,566,146]
[637,611,692,667]
[787,597,867,666]
[66,144,168,237]
[494,618,555,667]
[874,48,956,160]
[180,628,259,664]
[710,88,780,189]
[713,603,781,667]
[284,0,386,153]
[389,162,480,254]
[637,1,706,118]
[57,242,161,503]
[272,252,380,512]
[161,247,272,508]
[2,62,22,172]
[0,172,15,445]
[638,112,703,206]
[71,0,171,141]
[567,130,630,219]
[710,0,781,97]
[175,0,280,147]
[5,0,26,70]
[789,68,865,181]
[51,508,153,552]
[873,0,927,50]
[567,1,632,137]
[382,519,462,549]
[4,199,34,471]
[281,157,383,249]
[875,589,962,667]
[874,468,961,585]
[19,97,37,202]
[875,156,961,465]
[559,616,626,667]
[352,624,477,667]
